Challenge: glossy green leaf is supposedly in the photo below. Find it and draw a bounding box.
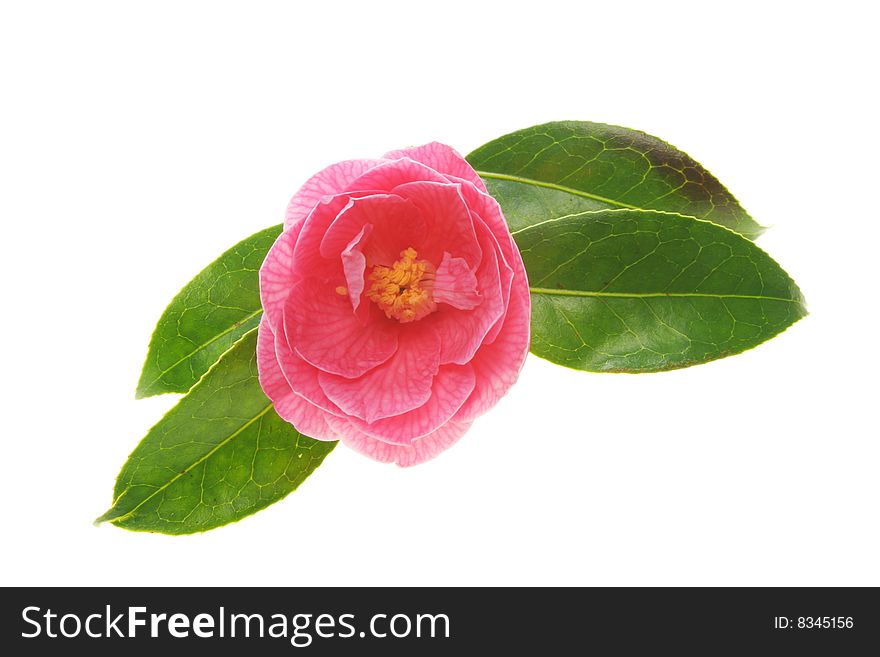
[517,209,805,372]
[135,224,281,398]
[467,121,765,240]
[99,330,336,534]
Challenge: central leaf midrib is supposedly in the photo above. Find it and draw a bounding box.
[476,170,638,210]
[143,308,264,391]
[529,287,798,303]
[106,402,274,524]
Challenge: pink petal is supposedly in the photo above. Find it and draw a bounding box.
[319,193,426,268]
[334,417,472,467]
[287,277,398,378]
[274,313,344,416]
[433,252,481,310]
[458,183,522,343]
[319,194,393,257]
[424,223,505,365]
[392,181,482,269]
[340,225,370,311]
[459,179,514,246]
[348,363,475,443]
[256,318,337,440]
[318,326,441,423]
[472,211,515,345]
[383,142,488,193]
[273,390,337,440]
[289,193,364,284]
[259,218,306,331]
[455,265,530,423]
[257,317,292,400]
[349,157,449,193]
[285,159,385,229]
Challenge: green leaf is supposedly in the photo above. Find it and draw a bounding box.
[99,330,336,534]
[467,121,765,240]
[135,224,281,398]
[517,209,805,372]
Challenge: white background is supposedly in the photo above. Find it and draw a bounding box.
[2,1,878,586]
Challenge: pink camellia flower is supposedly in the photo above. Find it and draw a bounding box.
[257,143,530,466]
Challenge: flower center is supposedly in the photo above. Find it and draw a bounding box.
[366,247,437,323]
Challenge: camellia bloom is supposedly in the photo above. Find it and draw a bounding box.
[257,143,530,466]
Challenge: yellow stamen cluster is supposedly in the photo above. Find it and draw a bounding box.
[367,247,436,323]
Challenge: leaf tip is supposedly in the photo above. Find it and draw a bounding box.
[94,503,125,527]
[134,371,159,399]
[751,222,770,239]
